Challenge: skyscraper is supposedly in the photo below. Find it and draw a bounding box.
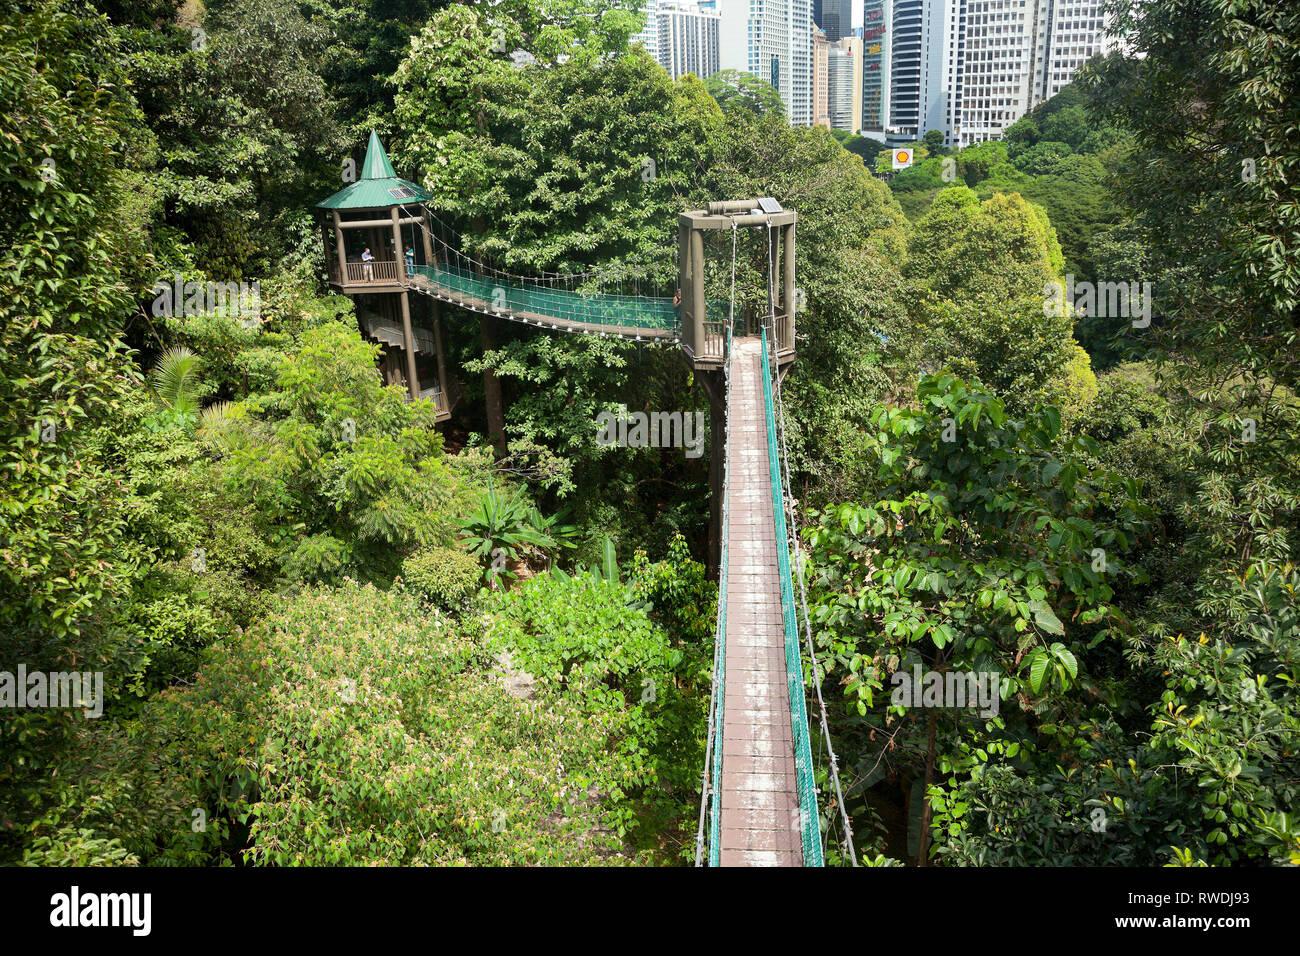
[868,0,1112,147]
[653,1,722,79]
[861,0,891,135]
[938,0,965,144]
[956,0,1115,146]
[827,36,864,131]
[957,0,1037,144]
[1035,0,1115,102]
[633,1,660,60]
[886,0,946,144]
[716,0,815,127]
[702,0,1109,137]
[821,0,853,41]
[812,27,832,127]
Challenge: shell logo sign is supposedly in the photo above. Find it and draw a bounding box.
[892,148,913,170]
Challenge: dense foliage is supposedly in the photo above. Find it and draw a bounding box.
[3,0,1296,869]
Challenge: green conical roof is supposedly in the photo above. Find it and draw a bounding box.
[316,131,428,210]
[360,130,397,180]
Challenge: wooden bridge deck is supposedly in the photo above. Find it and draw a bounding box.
[718,337,802,867]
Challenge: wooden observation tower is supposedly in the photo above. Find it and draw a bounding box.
[677,198,798,369]
[316,131,452,420]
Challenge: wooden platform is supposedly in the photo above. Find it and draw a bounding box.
[718,337,802,867]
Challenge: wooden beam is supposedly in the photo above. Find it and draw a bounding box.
[338,215,424,229]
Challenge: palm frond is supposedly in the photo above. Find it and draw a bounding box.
[150,347,204,414]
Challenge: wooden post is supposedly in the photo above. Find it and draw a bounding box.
[390,207,404,278]
[782,222,796,354]
[391,207,419,400]
[332,211,347,281]
[678,218,691,354]
[432,301,449,416]
[690,227,706,356]
[399,290,420,401]
[422,208,435,267]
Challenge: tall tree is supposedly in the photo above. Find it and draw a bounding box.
[0,0,139,854]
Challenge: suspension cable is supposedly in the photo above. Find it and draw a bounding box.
[729,221,738,332]
[406,203,685,295]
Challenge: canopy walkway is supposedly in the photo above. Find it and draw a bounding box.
[315,145,852,863]
[405,261,680,342]
[710,334,817,865]
[395,218,855,867]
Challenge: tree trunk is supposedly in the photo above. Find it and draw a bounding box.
[480,313,506,455]
[917,708,938,866]
[468,201,505,455]
[697,369,725,578]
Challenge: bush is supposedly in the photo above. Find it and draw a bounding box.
[20,828,140,867]
[33,581,650,866]
[241,581,635,865]
[1058,343,1099,425]
[401,546,482,615]
[482,571,708,849]
[629,533,716,646]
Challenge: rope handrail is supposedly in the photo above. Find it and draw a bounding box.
[695,322,731,867]
[407,262,680,332]
[418,204,613,282]
[406,215,673,299]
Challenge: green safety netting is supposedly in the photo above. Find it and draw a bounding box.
[760,327,824,867]
[409,262,679,332]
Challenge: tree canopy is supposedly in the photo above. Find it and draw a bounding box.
[2,0,1297,875]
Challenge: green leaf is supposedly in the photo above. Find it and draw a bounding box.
[1051,643,1078,679]
[1031,600,1064,636]
[1028,651,1049,693]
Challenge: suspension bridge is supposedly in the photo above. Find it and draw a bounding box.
[315,134,855,866]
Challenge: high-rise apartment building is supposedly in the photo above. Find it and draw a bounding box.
[716,0,815,127]
[812,27,832,127]
[633,1,660,60]
[827,36,864,131]
[956,0,1114,146]
[652,1,722,79]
